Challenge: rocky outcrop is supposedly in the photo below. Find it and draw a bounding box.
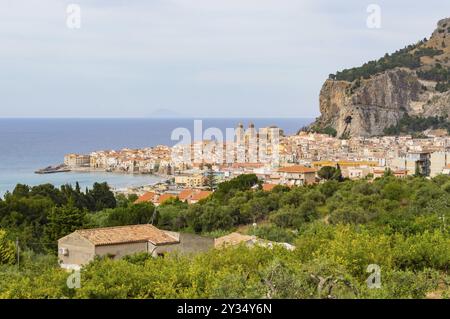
[312,17,450,137]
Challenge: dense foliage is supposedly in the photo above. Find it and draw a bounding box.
[318,166,343,181]
[417,64,450,92]
[307,126,338,137]
[328,40,450,93]
[329,43,425,82]
[0,182,116,252]
[383,114,450,136]
[0,174,449,299]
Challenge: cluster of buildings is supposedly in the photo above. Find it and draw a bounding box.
[63,125,450,194]
[64,145,172,174]
[57,125,450,269]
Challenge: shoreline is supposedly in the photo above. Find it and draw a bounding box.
[0,169,170,197]
[69,167,172,179]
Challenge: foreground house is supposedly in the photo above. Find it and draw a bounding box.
[58,224,214,269]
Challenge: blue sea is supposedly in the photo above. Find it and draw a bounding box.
[0,118,313,196]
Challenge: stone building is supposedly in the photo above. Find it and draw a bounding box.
[277,165,317,186]
[58,224,214,269]
[64,154,91,168]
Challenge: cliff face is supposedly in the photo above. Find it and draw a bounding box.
[313,17,450,137]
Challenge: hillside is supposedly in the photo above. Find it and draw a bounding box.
[311,17,450,137]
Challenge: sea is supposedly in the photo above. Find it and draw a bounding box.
[0,118,313,196]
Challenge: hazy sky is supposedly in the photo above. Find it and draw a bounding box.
[0,0,449,118]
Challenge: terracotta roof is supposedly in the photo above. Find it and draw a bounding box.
[190,190,213,201]
[75,224,179,246]
[135,191,157,204]
[313,160,378,167]
[232,162,264,169]
[178,189,195,201]
[278,165,316,174]
[262,183,277,192]
[157,193,177,204]
[214,232,255,248]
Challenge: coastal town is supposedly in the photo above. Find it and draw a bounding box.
[58,122,450,205]
[2,4,450,302]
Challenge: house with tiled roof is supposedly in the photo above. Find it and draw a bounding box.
[178,189,196,201]
[155,193,177,206]
[188,190,213,204]
[58,224,214,269]
[277,165,317,186]
[134,191,158,204]
[176,189,213,204]
[261,183,277,192]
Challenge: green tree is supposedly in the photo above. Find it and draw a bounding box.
[318,166,338,180]
[44,205,86,247]
[88,182,116,211]
[0,229,16,265]
[204,164,217,191]
[318,166,343,181]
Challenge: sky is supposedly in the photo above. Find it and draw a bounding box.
[0,0,449,118]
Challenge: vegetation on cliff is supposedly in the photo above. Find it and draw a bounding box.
[328,42,425,82]
[417,64,450,92]
[303,125,337,137]
[383,114,450,136]
[328,41,448,91]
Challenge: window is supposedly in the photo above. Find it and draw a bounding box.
[58,248,69,256]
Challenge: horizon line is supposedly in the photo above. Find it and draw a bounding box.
[0,116,317,120]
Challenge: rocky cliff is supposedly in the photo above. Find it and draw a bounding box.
[311,17,450,137]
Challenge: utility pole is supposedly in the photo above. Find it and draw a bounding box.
[439,214,446,232]
[150,206,157,225]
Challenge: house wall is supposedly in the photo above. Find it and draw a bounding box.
[170,232,214,254]
[391,157,415,175]
[58,233,95,269]
[95,242,149,260]
[148,242,181,257]
[148,232,214,256]
[303,172,316,185]
[430,152,449,177]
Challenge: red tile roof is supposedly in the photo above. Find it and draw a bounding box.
[157,193,177,204]
[135,191,157,204]
[278,165,316,174]
[178,189,195,201]
[262,183,277,192]
[190,191,213,202]
[75,224,179,246]
[232,163,264,169]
